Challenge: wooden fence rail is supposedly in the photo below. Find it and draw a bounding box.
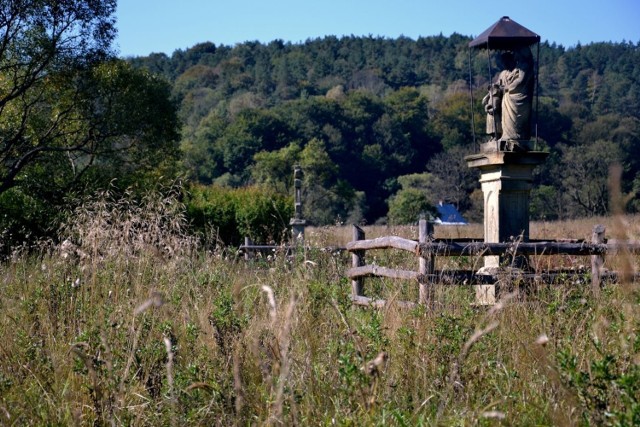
[348,239,640,257]
[346,220,640,307]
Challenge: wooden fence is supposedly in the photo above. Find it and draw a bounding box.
[346,220,640,307]
[239,237,345,260]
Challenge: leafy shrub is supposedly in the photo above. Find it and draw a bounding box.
[185,184,293,245]
[556,315,640,426]
[387,188,435,225]
[557,348,640,425]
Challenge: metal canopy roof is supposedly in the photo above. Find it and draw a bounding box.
[469,16,540,50]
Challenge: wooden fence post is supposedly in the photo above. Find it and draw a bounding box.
[352,225,365,298]
[244,236,254,261]
[591,224,605,295]
[419,219,435,305]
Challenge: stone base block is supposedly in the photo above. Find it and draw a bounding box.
[474,284,496,305]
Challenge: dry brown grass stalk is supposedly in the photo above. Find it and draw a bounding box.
[71,342,114,425]
[133,292,165,316]
[480,410,506,420]
[269,293,298,426]
[119,291,166,409]
[59,186,197,274]
[261,285,278,325]
[363,351,388,409]
[233,342,244,417]
[163,334,176,427]
[459,320,500,360]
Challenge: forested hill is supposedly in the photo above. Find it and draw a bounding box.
[129,35,640,224]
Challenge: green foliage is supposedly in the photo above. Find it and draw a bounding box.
[530,185,562,220]
[185,184,293,245]
[396,172,434,191]
[0,0,118,194]
[251,143,303,194]
[387,188,435,225]
[75,60,181,188]
[387,172,441,225]
[297,138,362,225]
[181,88,436,223]
[555,139,623,217]
[0,3,181,251]
[138,36,640,223]
[557,339,640,425]
[431,92,474,149]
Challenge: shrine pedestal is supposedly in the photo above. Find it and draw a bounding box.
[466,150,548,303]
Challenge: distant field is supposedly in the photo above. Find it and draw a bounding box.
[306,214,640,246]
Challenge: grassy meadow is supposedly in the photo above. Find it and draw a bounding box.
[0,193,638,425]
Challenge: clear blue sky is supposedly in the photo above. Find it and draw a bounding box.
[115,0,640,57]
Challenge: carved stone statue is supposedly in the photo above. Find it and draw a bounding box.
[482,83,503,140]
[293,165,303,220]
[500,47,534,142]
[482,47,534,151]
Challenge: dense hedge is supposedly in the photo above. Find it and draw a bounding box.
[185,184,293,245]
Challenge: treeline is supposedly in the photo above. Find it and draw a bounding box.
[3,4,640,254]
[129,35,640,224]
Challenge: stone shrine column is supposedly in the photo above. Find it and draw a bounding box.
[466,151,548,268]
[290,165,306,244]
[466,151,547,304]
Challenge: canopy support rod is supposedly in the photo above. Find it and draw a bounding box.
[486,42,498,140]
[468,47,476,148]
[535,42,540,150]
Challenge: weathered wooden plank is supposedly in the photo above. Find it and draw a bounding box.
[244,237,254,261]
[417,241,613,256]
[591,225,606,295]
[419,219,434,304]
[346,236,419,253]
[240,240,640,255]
[423,270,629,283]
[351,295,417,309]
[347,265,419,281]
[352,225,365,297]
[349,269,627,285]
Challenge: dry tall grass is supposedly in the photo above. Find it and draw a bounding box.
[0,190,638,425]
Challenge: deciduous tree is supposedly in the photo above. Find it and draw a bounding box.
[0,0,118,193]
[0,1,181,248]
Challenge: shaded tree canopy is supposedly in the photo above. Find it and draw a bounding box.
[1,0,117,192]
[1,0,180,197]
[125,35,640,223]
[0,1,182,250]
